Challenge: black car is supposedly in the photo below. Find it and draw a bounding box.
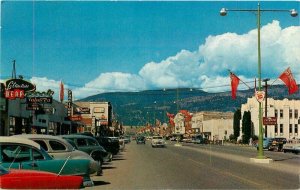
[95,136,120,155]
[136,136,146,144]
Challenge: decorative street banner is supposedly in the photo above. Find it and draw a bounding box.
[5,79,36,99]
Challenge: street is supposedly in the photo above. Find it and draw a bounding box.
[89,140,300,189]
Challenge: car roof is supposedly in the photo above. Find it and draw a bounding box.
[13,134,74,150]
[61,134,94,139]
[0,136,41,149]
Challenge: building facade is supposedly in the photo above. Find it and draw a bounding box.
[191,111,234,140]
[241,97,300,140]
[75,102,113,136]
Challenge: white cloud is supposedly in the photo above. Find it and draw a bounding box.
[72,72,146,99]
[28,21,300,99]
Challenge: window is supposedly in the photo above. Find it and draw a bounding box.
[280,124,283,134]
[275,110,278,118]
[2,145,31,162]
[32,149,45,160]
[295,124,298,134]
[295,110,298,118]
[49,140,67,151]
[76,138,87,147]
[289,109,293,118]
[275,124,278,133]
[87,138,98,146]
[34,140,48,151]
[280,110,283,118]
[289,124,293,133]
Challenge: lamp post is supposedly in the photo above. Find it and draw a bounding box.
[220,4,297,159]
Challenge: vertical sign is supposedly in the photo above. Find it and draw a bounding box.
[67,90,72,117]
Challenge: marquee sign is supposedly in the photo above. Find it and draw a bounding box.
[26,89,54,110]
[4,79,36,100]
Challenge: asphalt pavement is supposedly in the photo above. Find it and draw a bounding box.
[88,140,300,189]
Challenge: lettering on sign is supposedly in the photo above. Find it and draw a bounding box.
[263,117,277,125]
[5,79,36,92]
[5,89,25,99]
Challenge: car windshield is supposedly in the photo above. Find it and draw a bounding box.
[153,137,163,140]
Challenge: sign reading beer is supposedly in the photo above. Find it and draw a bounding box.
[5,79,36,99]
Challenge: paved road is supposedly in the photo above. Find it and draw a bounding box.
[89,141,300,189]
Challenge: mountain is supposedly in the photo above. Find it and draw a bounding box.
[78,85,299,126]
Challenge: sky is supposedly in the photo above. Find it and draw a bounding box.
[1,1,300,100]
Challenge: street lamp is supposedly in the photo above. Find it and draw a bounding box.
[220,3,298,159]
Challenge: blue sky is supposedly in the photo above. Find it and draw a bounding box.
[1,1,300,100]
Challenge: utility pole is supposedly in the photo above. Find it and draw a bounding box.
[263,78,270,137]
[12,60,16,79]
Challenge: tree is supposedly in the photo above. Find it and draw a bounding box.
[242,111,252,144]
[233,109,241,141]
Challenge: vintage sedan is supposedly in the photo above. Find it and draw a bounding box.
[61,134,112,165]
[13,134,102,176]
[0,165,83,189]
[283,139,300,154]
[0,137,94,187]
[151,136,166,148]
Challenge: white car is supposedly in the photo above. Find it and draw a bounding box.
[151,136,166,148]
[13,134,102,176]
[283,139,300,154]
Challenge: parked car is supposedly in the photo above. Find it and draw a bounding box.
[192,135,208,144]
[13,134,102,176]
[95,136,120,155]
[136,136,146,144]
[121,135,131,144]
[0,137,93,187]
[269,137,287,151]
[0,165,83,189]
[255,137,274,150]
[283,139,300,154]
[151,136,166,148]
[61,134,112,165]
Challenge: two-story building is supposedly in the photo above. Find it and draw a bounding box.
[241,97,300,140]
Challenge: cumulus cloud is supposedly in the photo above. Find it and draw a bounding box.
[139,20,300,92]
[30,77,68,100]
[72,72,146,99]
[28,21,300,100]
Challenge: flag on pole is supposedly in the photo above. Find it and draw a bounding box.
[279,67,298,94]
[230,72,240,99]
[59,81,64,102]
